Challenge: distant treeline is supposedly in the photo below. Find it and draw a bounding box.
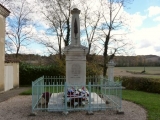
[5,54,160,67]
[114,55,160,67]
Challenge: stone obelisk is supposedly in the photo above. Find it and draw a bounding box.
[64,8,88,85]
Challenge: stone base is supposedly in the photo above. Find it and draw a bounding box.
[86,92,106,111]
[48,92,106,112]
[48,92,64,112]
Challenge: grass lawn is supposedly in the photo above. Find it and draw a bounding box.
[20,86,101,95]
[123,90,160,120]
[19,89,32,95]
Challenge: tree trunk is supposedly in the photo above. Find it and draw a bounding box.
[15,46,20,58]
[103,42,108,76]
[59,36,62,59]
[103,31,110,76]
[87,43,91,56]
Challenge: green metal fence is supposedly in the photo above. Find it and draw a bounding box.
[32,76,122,114]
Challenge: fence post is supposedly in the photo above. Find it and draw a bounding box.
[87,82,93,115]
[100,78,103,95]
[117,81,124,114]
[32,81,34,112]
[30,81,37,116]
[63,82,68,115]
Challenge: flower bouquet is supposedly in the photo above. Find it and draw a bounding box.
[64,86,89,107]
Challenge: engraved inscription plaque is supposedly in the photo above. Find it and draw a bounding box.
[72,64,80,74]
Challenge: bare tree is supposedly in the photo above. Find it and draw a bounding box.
[0,0,10,5]
[38,0,103,59]
[99,0,133,76]
[5,0,35,58]
[38,0,73,59]
[81,3,101,57]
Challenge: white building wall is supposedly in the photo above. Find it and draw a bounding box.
[4,66,13,91]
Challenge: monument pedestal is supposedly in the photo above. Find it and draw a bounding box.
[64,46,88,85]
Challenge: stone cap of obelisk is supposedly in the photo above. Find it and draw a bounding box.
[0,4,10,18]
[64,8,88,54]
[70,8,80,46]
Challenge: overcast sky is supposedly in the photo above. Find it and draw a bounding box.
[125,0,160,56]
[3,0,160,56]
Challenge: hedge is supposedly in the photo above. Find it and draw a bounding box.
[19,61,101,86]
[117,76,160,94]
[19,62,65,85]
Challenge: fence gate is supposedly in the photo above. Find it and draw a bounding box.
[4,66,13,91]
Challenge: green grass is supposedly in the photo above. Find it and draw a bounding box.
[123,90,160,120]
[20,89,32,95]
[20,86,64,95]
[20,86,101,95]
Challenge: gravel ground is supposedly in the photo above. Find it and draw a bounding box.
[0,96,147,120]
[0,87,31,103]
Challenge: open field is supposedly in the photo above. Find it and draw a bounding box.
[114,67,160,78]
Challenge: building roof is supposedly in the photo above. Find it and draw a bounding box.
[0,4,10,17]
[5,57,20,63]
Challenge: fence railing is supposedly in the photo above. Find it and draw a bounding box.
[32,76,122,113]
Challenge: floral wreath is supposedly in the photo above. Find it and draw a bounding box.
[64,86,89,107]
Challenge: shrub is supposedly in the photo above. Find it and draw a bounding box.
[20,59,101,86]
[117,76,160,94]
[86,62,102,76]
[19,61,65,86]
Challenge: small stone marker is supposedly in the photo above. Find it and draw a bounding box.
[107,60,116,81]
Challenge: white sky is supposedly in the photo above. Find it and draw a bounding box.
[124,0,160,56]
[2,0,160,56]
